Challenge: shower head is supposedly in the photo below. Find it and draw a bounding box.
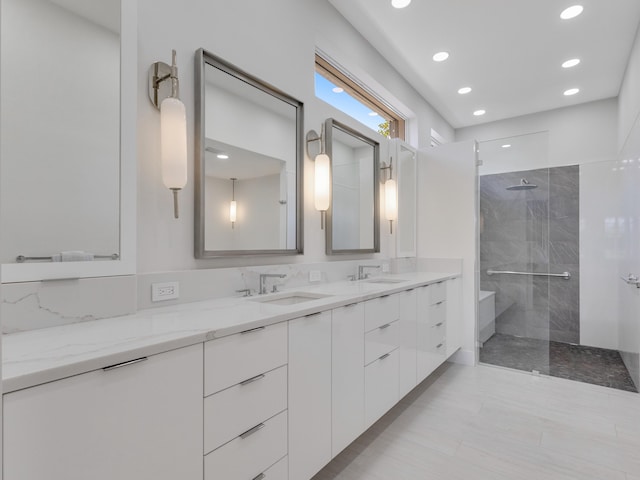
[506,178,537,191]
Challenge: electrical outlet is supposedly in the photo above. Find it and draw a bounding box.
[151,281,179,302]
[309,270,322,282]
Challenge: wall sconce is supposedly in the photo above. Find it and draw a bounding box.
[306,124,331,229]
[230,178,237,228]
[148,50,188,219]
[381,157,398,234]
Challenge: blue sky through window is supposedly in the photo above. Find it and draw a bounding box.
[314,72,387,134]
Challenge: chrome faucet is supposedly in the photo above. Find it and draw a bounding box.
[259,273,286,294]
[358,265,380,280]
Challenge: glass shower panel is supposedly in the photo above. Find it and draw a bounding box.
[477,132,552,374]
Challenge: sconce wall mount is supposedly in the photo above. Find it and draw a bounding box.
[148,50,188,219]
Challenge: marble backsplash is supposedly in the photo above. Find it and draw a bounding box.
[1,257,460,334]
[480,165,580,344]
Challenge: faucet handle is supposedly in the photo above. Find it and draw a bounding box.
[347,274,356,281]
[236,289,252,297]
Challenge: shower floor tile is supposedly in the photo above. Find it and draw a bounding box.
[480,333,638,393]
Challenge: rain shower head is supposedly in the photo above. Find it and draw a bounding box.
[506,178,537,191]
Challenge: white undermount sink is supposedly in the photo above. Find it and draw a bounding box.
[365,277,407,284]
[250,291,332,305]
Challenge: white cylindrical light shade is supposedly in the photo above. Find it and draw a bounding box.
[229,200,237,223]
[314,153,331,211]
[160,97,188,190]
[384,179,398,221]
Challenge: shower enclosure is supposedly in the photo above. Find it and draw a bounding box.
[477,132,637,392]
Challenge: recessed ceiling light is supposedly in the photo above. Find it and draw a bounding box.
[332,87,344,93]
[564,88,580,96]
[473,109,486,116]
[217,154,229,160]
[562,58,581,68]
[560,5,583,20]
[433,51,450,62]
[369,112,379,117]
[458,87,472,95]
[502,144,512,149]
[391,0,411,8]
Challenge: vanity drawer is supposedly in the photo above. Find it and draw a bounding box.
[204,365,287,455]
[364,294,400,332]
[426,300,446,328]
[364,348,399,427]
[260,455,288,480]
[204,322,287,396]
[364,320,400,366]
[430,281,447,305]
[204,410,287,480]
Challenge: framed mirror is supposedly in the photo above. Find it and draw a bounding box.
[394,139,417,258]
[195,49,303,257]
[325,118,380,255]
[0,0,136,282]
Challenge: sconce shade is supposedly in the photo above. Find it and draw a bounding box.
[160,97,188,190]
[314,153,331,211]
[229,200,237,223]
[384,178,398,221]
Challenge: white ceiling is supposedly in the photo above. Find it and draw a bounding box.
[328,0,640,129]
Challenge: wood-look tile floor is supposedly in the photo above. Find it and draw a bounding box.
[313,363,640,480]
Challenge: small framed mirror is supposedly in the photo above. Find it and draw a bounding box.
[325,118,380,255]
[394,139,417,258]
[195,49,303,258]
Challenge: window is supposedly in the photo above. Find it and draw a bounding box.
[315,54,405,140]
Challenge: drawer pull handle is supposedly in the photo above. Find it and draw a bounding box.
[344,303,358,308]
[239,423,265,439]
[380,294,390,299]
[436,343,444,349]
[103,357,147,371]
[432,322,444,328]
[435,301,445,306]
[241,326,266,335]
[240,374,266,386]
[306,312,322,318]
[379,353,391,361]
[253,474,266,480]
[379,323,392,330]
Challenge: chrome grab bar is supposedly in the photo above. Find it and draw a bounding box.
[620,274,640,289]
[487,270,571,280]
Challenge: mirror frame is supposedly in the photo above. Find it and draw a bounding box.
[194,49,304,258]
[1,0,137,283]
[325,118,380,255]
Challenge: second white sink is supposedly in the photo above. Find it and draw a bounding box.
[250,292,332,306]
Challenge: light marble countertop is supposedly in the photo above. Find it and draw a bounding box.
[2,271,458,393]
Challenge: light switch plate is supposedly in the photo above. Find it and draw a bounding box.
[152,281,179,302]
[382,262,390,273]
[309,270,322,282]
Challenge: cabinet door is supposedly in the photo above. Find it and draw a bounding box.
[417,285,445,381]
[288,311,332,480]
[4,344,203,480]
[446,277,463,357]
[398,288,417,397]
[332,303,365,457]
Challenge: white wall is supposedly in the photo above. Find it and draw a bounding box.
[619,24,640,151]
[137,0,454,274]
[456,98,618,168]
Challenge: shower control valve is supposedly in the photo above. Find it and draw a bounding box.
[620,274,640,288]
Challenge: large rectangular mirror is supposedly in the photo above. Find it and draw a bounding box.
[325,118,380,254]
[0,0,136,282]
[195,49,303,257]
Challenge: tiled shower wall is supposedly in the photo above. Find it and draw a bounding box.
[480,165,580,344]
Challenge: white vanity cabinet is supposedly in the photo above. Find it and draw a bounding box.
[363,294,400,427]
[3,344,204,480]
[446,276,463,357]
[203,322,288,480]
[398,288,418,397]
[417,281,448,382]
[288,311,332,480]
[331,302,365,457]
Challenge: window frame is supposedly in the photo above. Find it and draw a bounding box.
[315,54,405,141]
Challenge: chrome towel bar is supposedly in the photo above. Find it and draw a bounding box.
[487,270,571,280]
